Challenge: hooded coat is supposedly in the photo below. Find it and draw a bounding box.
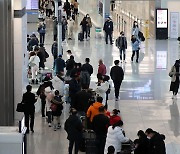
[86,102,104,122]
[104,126,129,153]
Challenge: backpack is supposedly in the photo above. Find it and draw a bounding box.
[138,31,145,41]
[115,37,120,47]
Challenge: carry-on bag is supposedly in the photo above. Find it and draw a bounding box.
[78,32,83,41]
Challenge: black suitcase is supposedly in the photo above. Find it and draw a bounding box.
[120,140,135,154]
[84,130,97,154]
[78,32,83,41]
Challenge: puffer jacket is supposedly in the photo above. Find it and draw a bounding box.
[45,87,54,111]
[51,76,64,96]
[104,126,129,154]
[95,81,109,106]
[86,102,104,122]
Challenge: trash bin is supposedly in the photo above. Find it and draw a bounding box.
[95,27,102,38]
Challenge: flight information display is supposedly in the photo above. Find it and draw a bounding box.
[26,0,38,10]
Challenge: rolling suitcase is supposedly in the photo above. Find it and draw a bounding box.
[84,130,97,154]
[78,32,83,41]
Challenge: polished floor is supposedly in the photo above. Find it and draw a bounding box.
[27,14,180,154]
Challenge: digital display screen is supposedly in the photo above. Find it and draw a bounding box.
[156,9,168,28]
[26,0,38,10]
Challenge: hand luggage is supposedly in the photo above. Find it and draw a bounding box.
[38,68,53,82]
[78,32,83,41]
[84,130,97,154]
[120,140,135,154]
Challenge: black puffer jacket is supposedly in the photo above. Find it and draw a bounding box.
[64,114,83,140]
[149,132,166,154]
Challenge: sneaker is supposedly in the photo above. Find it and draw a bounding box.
[54,127,57,131]
[136,60,139,63]
[48,123,51,127]
[115,97,119,101]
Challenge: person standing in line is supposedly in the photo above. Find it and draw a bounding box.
[86,96,104,123]
[22,85,36,133]
[131,35,140,63]
[45,86,54,127]
[29,51,40,84]
[145,128,166,154]
[38,21,46,44]
[51,73,65,97]
[98,59,107,76]
[103,17,113,45]
[92,106,110,154]
[54,54,66,75]
[95,74,109,106]
[132,21,140,38]
[110,60,124,101]
[116,31,127,63]
[51,90,64,131]
[37,43,47,69]
[134,130,149,154]
[36,77,53,117]
[80,65,90,89]
[86,14,92,37]
[169,60,180,99]
[67,17,75,40]
[51,41,58,60]
[64,108,83,154]
[69,73,81,107]
[104,120,129,154]
[82,58,93,76]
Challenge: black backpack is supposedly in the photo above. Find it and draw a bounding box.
[138,31,145,41]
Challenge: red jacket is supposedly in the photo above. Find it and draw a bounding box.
[110,115,121,125]
[98,64,106,75]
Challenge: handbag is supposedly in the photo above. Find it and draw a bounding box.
[50,103,57,112]
[16,102,25,112]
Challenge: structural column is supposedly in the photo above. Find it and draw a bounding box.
[103,0,110,23]
[0,0,14,126]
[14,0,28,121]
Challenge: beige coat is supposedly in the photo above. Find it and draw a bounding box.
[169,66,177,82]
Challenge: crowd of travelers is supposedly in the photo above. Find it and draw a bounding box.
[19,1,168,154]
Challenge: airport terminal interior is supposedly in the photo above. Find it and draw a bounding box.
[1,0,180,154]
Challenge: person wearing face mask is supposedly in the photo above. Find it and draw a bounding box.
[116,31,127,63]
[145,128,166,154]
[134,130,149,154]
[67,17,75,40]
[132,21,140,39]
[103,17,114,45]
[131,35,140,63]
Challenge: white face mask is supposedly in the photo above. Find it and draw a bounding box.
[147,136,151,139]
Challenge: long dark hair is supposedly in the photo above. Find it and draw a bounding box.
[133,21,138,28]
[112,120,123,129]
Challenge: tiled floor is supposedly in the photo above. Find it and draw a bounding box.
[27,14,180,154]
